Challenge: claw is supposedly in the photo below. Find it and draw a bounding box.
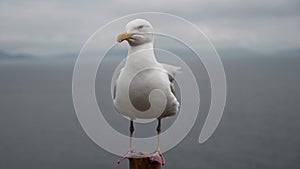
[117,151,143,164]
[150,151,165,165]
[118,151,134,164]
[118,151,165,165]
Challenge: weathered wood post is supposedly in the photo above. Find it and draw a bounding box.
[129,157,161,169]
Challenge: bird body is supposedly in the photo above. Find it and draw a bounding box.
[114,42,179,119]
[114,19,180,165]
[113,19,180,120]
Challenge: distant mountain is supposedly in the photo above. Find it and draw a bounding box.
[0,48,299,60]
[54,53,78,59]
[0,50,79,61]
[0,50,35,60]
[274,49,300,57]
[0,51,11,59]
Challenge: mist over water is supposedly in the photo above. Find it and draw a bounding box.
[0,55,300,169]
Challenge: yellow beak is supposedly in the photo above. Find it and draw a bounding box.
[117,32,132,43]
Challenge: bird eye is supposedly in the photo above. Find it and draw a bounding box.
[137,25,144,30]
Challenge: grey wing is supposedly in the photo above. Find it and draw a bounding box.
[161,63,181,97]
[113,83,116,99]
[168,74,176,97]
[161,63,181,79]
[158,65,181,119]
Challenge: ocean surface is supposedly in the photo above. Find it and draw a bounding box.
[0,55,300,169]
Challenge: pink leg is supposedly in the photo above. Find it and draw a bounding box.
[118,120,135,164]
[118,119,165,165]
[150,119,165,165]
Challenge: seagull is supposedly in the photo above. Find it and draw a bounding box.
[114,19,180,165]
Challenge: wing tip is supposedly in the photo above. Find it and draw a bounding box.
[198,135,208,144]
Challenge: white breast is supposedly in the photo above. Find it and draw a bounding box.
[114,65,177,119]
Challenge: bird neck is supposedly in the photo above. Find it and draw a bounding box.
[126,42,157,66]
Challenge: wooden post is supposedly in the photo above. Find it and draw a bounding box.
[129,157,161,169]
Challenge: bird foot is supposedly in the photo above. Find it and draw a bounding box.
[117,150,138,164]
[117,151,165,165]
[150,151,165,165]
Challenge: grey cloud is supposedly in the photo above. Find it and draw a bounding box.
[0,0,299,56]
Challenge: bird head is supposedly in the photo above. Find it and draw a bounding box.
[117,19,154,46]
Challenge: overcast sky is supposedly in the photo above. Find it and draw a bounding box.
[0,0,299,56]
